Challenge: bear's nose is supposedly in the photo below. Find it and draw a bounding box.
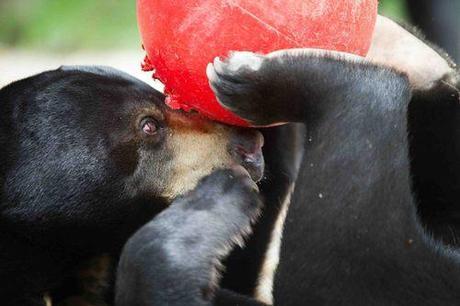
[230,130,265,182]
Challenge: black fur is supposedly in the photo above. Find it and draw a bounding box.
[0,67,171,305]
[117,48,460,305]
[0,66,267,305]
[116,169,262,306]
[220,123,304,295]
[409,81,460,247]
[3,32,460,306]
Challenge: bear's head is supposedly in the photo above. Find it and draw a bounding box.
[0,66,264,250]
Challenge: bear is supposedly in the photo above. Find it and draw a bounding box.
[0,65,286,305]
[115,15,460,306]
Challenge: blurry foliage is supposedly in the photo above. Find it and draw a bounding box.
[379,0,408,21]
[0,0,408,52]
[0,0,140,51]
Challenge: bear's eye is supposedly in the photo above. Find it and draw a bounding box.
[140,117,158,136]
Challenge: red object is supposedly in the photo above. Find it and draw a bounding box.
[137,0,378,126]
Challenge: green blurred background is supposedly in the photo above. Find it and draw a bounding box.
[0,0,408,52]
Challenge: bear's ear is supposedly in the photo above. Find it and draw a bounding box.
[367,15,457,90]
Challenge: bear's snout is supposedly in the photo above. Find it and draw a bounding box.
[230,130,265,182]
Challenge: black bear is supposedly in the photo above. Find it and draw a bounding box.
[0,66,272,305]
[116,16,460,306]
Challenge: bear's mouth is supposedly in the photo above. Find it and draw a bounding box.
[230,129,265,183]
[232,165,261,193]
[241,152,265,183]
